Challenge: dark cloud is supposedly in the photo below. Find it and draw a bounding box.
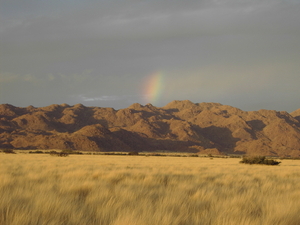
[1,0,300,111]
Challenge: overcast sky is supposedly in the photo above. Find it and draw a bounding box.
[1,0,300,112]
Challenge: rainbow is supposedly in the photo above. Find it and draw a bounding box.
[143,71,164,105]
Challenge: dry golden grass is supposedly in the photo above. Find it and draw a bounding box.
[1,154,300,225]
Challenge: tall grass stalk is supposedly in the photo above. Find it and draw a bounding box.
[0,154,300,225]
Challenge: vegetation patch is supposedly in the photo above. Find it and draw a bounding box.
[49,150,69,157]
[240,156,281,165]
[2,149,16,154]
[1,155,300,225]
[29,150,44,154]
[103,152,127,155]
[128,151,139,155]
[61,149,83,155]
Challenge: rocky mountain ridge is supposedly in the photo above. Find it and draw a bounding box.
[1,100,300,157]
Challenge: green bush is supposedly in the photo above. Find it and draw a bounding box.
[240,156,281,165]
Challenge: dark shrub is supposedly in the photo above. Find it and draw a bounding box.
[104,152,114,155]
[29,150,44,154]
[128,151,139,155]
[229,155,242,158]
[61,149,82,155]
[240,156,281,165]
[49,150,69,157]
[61,149,74,154]
[49,150,58,156]
[148,153,166,156]
[57,152,69,157]
[104,152,126,155]
[2,149,16,154]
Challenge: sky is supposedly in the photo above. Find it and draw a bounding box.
[1,0,300,112]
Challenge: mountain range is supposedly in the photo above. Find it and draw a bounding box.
[1,100,300,157]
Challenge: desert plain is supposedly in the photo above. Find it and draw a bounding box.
[1,153,300,225]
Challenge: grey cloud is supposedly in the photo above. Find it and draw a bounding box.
[4,0,298,42]
[1,0,300,111]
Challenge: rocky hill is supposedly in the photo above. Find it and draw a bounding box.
[1,100,300,157]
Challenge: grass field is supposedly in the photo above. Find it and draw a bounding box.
[0,153,300,225]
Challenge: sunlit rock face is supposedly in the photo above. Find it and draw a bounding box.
[1,101,300,157]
